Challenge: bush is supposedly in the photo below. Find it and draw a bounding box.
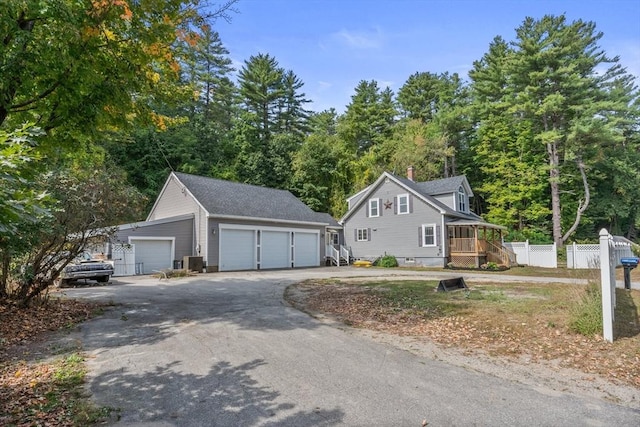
[376,255,398,268]
[568,284,602,336]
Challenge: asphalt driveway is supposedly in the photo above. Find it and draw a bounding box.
[62,268,639,426]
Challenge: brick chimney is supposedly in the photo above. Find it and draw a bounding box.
[407,166,415,181]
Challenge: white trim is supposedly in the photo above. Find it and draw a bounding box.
[441,216,447,256]
[356,228,369,242]
[368,198,380,217]
[219,223,320,234]
[421,224,437,247]
[397,193,409,215]
[118,213,194,231]
[346,186,370,202]
[147,173,210,221]
[209,214,328,227]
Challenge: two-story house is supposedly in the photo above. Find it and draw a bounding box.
[340,167,511,268]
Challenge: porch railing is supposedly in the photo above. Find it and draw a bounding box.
[449,238,514,266]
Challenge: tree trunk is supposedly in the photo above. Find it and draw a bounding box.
[548,140,563,248]
[561,158,590,244]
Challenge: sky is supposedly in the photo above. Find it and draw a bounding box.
[214,0,640,113]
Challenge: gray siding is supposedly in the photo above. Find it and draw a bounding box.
[148,175,209,261]
[344,180,446,266]
[434,193,456,211]
[149,175,204,221]
[207,217,325,269]
[114,218,195,261]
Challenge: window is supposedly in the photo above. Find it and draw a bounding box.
[356,228,369,242]
[458,186,467,212]
[422,224,436,247]
[330,233,339,245]
[397,194,409,214]
[368,198,380,217]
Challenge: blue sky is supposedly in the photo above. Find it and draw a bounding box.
[215,0,640,113]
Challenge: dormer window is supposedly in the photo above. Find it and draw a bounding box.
[458,186,467,212]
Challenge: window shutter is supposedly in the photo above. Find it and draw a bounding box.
[394,197,398,214]
[367,228,371,241]
[366,202,369,217]
[436,225,441,246]
[378,199,383,216]
[418,226,422,246]
[354,229,358,241]
[409,195,413,213]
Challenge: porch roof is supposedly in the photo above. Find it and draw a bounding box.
[446,218,507,230]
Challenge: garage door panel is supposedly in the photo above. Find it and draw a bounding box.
[220,229,255,271]
[261,231,290,269]
[294,233,319,267]
[132,239,172,274]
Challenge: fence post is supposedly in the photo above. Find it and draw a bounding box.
[599,228,614,343]
[525,239,530,266]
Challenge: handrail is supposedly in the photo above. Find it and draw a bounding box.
[485,240,515,266]
[340,245,351,265]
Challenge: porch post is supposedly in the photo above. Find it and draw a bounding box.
[474,226,480,268]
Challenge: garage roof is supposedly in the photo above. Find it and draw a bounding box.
[174,172,332,225]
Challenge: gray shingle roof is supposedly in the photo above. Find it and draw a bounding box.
[415,176,467,196]
[174,172,331,224]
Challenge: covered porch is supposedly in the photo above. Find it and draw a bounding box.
[447,220,515,268]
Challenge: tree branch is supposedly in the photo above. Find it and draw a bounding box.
[561,157,590,243]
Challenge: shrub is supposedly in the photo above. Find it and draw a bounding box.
[376,255,398,268]
[568,283,602,336]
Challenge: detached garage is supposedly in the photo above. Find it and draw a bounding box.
[112,172,338,274]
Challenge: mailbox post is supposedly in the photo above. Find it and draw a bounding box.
[620,257,639,290]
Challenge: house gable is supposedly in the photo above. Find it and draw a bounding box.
[147,172,208,221]
[340,172,448,224]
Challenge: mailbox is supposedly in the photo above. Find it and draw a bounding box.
[620,257,639,290]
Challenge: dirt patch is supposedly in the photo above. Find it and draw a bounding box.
[285,279,640,409]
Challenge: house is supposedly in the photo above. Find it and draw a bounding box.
[112,172,341,273]
[340,167,512,268]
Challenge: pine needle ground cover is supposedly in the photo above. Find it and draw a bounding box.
[0,299,112,426]
[286,279,640,389]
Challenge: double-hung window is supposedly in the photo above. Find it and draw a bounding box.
[422,224,436,247]
[356,228,369,242]
[368,198,380,217]
[397,194,409,214]
[458,186,467,212]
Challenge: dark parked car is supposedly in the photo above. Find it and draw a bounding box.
[57,252,114,286]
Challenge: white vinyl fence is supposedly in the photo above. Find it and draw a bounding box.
[110,243,136,276]
[503,240,557,268]
[567,241,634,269]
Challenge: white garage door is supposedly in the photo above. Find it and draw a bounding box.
[219,229,256,271]
[132,239,172,274]
[261,231,290,269]
[294,232,319,267]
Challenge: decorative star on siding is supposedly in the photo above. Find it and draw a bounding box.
[384,200,393,210]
